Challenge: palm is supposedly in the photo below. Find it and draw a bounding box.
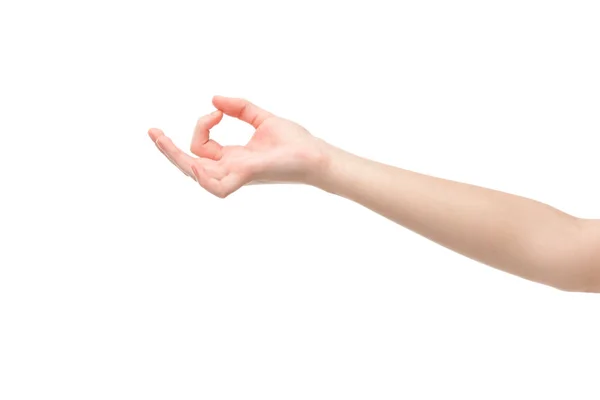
[148,96,322,198]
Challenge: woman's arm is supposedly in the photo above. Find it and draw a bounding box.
[148,96,600,293]
[312,144,600,292]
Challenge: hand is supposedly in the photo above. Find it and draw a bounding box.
[148,96,329,198]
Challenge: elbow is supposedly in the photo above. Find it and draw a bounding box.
[540,218,600,293]
[553,281,599,294]
[550,267,600,294]
[563,281,600,294]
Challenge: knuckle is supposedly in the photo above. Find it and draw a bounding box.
[190,143,201,155]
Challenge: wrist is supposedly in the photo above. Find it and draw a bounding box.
[303,139,348,193]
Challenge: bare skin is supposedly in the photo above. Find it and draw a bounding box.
[148,95,600,293]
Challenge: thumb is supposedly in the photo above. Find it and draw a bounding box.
[190,110,223,159]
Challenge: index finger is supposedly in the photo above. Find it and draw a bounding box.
[211,96,273,129]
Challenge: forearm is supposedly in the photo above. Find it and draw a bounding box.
[312,143,592,291]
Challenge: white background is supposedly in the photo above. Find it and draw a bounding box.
[1,0,599,398]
